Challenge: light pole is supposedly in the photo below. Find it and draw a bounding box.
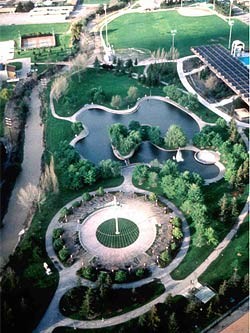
[228,20,234,50]
[171,29,177,60]
[228,0,234,20]
[104,3,108,47]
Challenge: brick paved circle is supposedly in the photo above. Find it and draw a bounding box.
[79,196,161,266]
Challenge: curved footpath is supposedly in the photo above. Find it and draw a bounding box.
[34,165,249,333]
[0,85,44,270]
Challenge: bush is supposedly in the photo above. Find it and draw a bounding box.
[82,192,92,201]
[72,200,82,208]
[96,186,104,196]
[115,270,127,283]
[53,238,64,252]
[59,247,70,262]
[53,227,64,240]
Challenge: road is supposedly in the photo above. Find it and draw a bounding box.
[0,85,44,270]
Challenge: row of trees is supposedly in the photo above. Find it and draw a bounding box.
[54,141,122,190]
[86,84,139,107]
[163,84,200,113]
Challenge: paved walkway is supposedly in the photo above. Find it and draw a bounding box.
[0,85,44,270]
[34,165,249,333]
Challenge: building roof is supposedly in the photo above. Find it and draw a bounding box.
[194,286,216,304]
[191,44,250,105]
[0,40,15,63]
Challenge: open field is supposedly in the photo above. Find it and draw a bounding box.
[107,11,249,56]
[0,23,71,62]
[199,216,249,287]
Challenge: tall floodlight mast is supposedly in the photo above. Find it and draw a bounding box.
[171,29,177,60]
[104,3,109,47]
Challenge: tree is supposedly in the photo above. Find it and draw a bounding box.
[168,312,180,333]
[231,197,238,218]
[52,76,68,102]
[204,227,218,246]
[58,247,70,262]
[81,288,98,318]
[40,156,58,193]
[71,121,84,135]
[114,270,127,283]
[98,159,121,179]
[70,21,83,44]
[53,238,64,252]
[219,194,230,222]
[218,280,228,296]
[160,250,170,263]
[133,164,148,185]
[146,305,161,331]
[148,171,158,188]
[17,183,45,212]
[164,125,187,149]
[160,159,179,177]
[0,88,10,101]
[172,227,183,240]
[126,86,138,104]
[111,95,122,109]
[148,126,162,145]
[71,53,88,82]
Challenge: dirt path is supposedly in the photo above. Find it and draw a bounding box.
[0,85,44,270]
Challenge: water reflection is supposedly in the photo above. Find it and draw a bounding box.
[75,99,219,179]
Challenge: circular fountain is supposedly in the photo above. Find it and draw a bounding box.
[194,150,220,165]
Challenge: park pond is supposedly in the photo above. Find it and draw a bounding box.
[75,99,219,179]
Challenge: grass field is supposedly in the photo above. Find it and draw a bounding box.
[107,11,249,56]
[199,216,249,288]
[96,218,139,248]
[54,68,165,116]
[0,23,71,62]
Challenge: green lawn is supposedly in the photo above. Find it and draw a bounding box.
[107,11,249,56]
[96,218,139,248]
[0,23,72,62]
[199,216,249,287]
[54,68,164,116]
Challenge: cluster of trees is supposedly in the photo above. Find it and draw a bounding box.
[133,160,219,247]
[109,122,142,156]
[139,55,178,87]
[163,85,200,112]
[109,121,187,158]
[193,119,249,189]
[54,141,122,190]
[86,83,139,108]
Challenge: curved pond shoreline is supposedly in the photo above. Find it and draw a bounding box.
[50,89,224,182]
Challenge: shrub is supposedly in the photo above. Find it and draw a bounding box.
[53,238,64,252]
[82,192,92,201]
[53,227,64,240]
[59,247,70,262]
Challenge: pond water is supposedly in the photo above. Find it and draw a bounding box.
[75,99,219,179]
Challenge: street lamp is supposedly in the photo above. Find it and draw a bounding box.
[228,0,234,20]
[170,29,177,60]
[104,3,109,47]
[228,20,234,50]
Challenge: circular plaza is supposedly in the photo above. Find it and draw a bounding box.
[78,193,173,268]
